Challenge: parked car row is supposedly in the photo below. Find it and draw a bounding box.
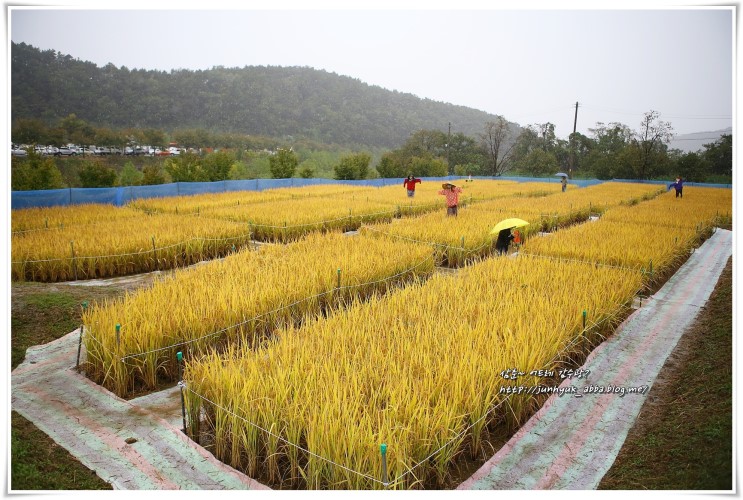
[11,144,195,157]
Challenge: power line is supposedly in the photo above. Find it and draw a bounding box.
[580,103,731,120]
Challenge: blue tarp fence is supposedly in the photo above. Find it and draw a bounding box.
[10,176,732,210]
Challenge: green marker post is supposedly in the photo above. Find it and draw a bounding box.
[177,351,187,434]
[70,241,78,281]
[380,443,388,486]
[152,236,159,271]
[582,310,587,332]
[115,323,121,347]
[76,301,88,369]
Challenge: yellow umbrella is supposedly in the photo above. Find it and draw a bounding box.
[490,218,529,235]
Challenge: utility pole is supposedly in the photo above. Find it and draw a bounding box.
[447,122,451,175]
[569,101,579,178]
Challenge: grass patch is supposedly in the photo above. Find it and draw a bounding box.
[11,411,112,490]
[11,277,157,490]
[599,257,732,490]
[11,283,126,370]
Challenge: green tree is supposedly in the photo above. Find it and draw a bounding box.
[298,159,318,178]
[164,153,203,182]
[334,152,371,180]
[375,152,406,178]
[582,122,633,179]
[702,134,732,177]
[454,163,481,176]
[410,156,448,177]
[634,110,674,179]
[58,114,95,145]
[12,118,49,145]
[94,127,125,147]
[520,149,558,177]
[202,151,233,181]
[673,151,709,183]
[141,129,166,148]
[11,152,65,190]
[448,132,486,175]
[119,161,144,186]
[173,129,212,149]
[142,163,166,185]
[481,118,517,176]
[228,161,252,180]
[269,148,298,178]
[78,161,117,187]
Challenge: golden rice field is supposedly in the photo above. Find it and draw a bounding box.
[62,180,731,489]
[128,183,373,214]
[359,209,536,267]
[82,232,433,397]
[11,212,254,282]
[359,182,658,267]
[11,203,142,233]
[600,186,732,229]
[521,189,730,282]
[183,255,644,489]
[199,197,397,242]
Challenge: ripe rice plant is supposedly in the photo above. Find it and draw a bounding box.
[359,185,623,266]
[360,208,539,266]
[601,187,732,229]
[470,181,665,229]
[332,180,557,218]
[12,204,142,233]
[184,255,643,489]
[128,189,296,214]
[81,232,433,397]
[522,219,700,284]
[11,213,254,282]
[200,197,397,242]
[128,184,374,215]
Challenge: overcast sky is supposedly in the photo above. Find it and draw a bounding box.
[8,2,734,139]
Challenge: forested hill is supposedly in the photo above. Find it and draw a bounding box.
[11,42,510,149]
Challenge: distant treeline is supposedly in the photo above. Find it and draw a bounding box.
[11,41,513,150]
[11,117,732,191]
[11,41,731,189]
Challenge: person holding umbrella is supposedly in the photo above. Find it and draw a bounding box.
[439,182,463,216]
[495,228,515,255]
[490,218,529,256]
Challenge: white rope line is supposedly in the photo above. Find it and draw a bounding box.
[183,385,387,486]
[518,251,643,273]
[392,310,626,484]
[177,310,624,488]
[11,214,146,235]
[245,209,398,230]
[391,395,512,485]
[361,225,493,254]
[117,254,435,363]
[11,233,256,264]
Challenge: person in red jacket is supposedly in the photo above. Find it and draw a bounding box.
[403,175,422,197]
[438,182,463,216]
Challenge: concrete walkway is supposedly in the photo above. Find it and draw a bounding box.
[459,228,732,490]
[11,329,269,490]
[11,229,732,490]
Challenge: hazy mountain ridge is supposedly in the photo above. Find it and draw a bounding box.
[11,42,517,149]
[668,127,731,153]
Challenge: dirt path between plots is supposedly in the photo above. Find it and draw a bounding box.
[11,229,733,490]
